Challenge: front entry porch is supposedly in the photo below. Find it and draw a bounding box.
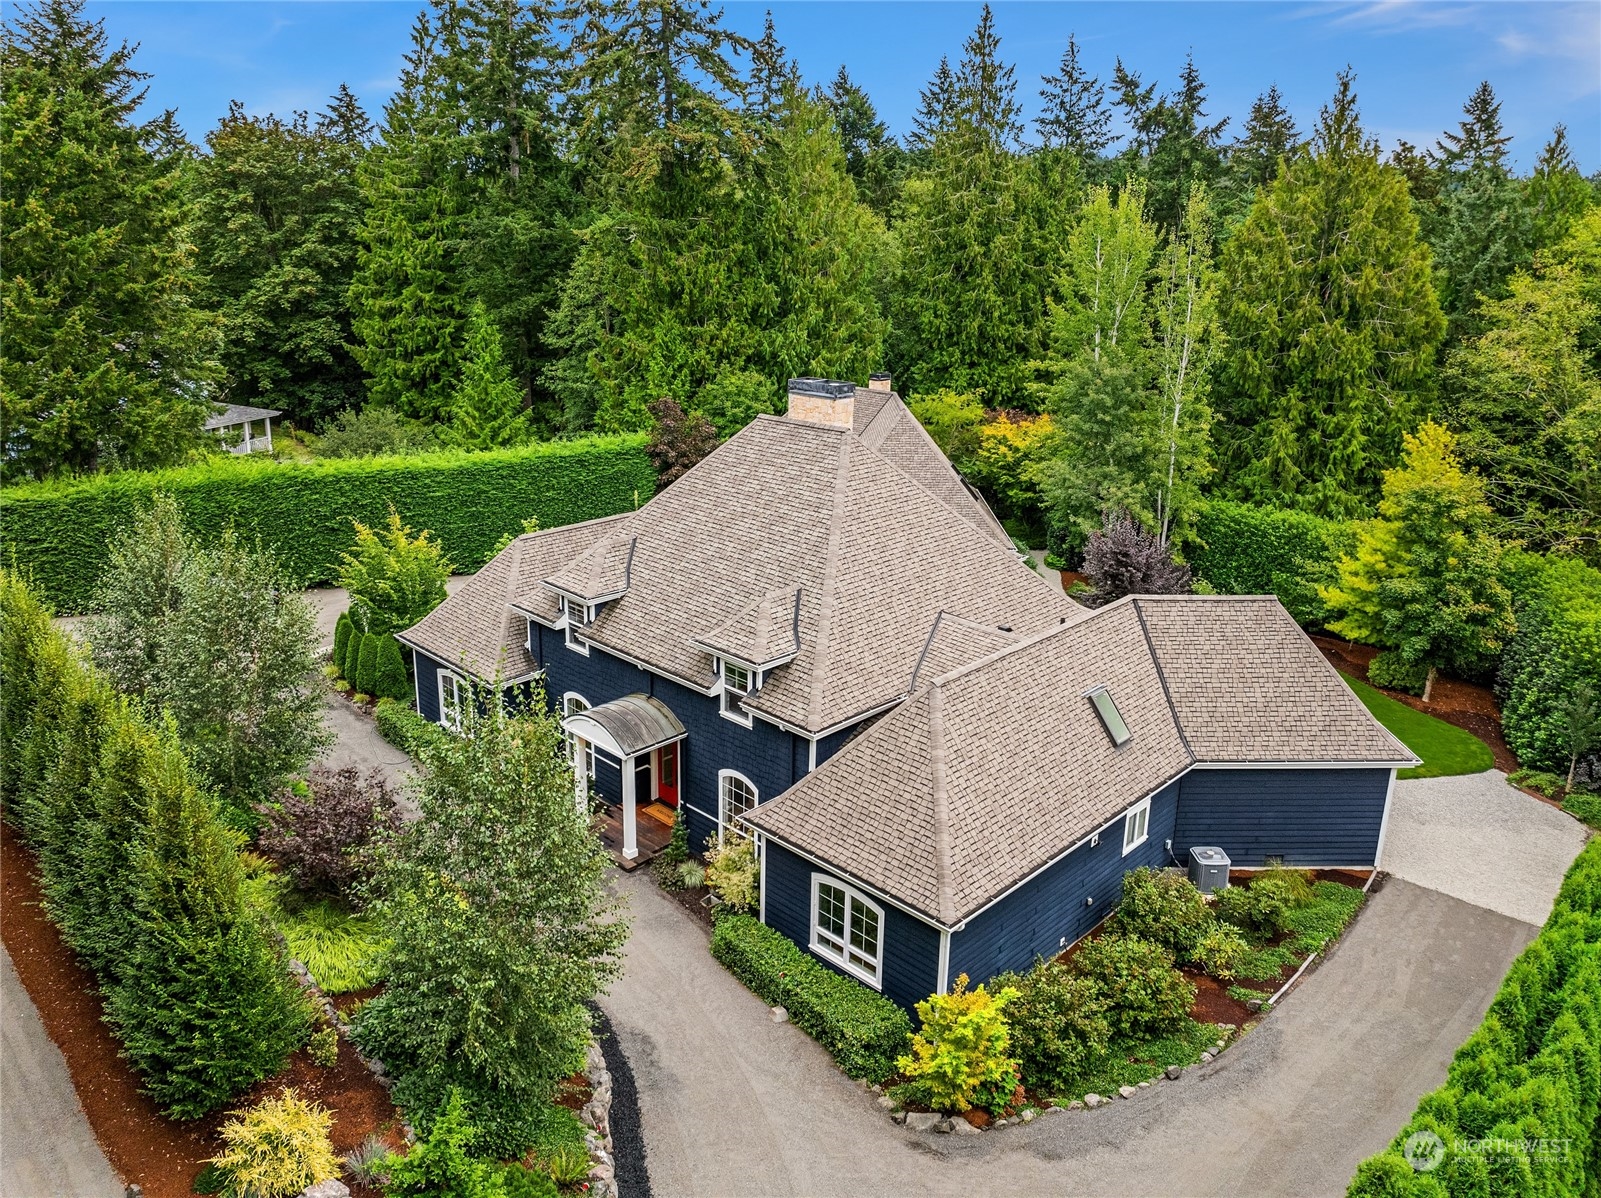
[565,693,687,865]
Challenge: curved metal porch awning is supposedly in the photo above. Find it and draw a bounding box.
[563,693,686,760]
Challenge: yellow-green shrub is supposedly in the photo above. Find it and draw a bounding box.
[897,974,1020,1113]
[705,835,759,912]
[211,1090,340,1198]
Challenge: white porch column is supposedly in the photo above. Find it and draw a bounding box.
[264,418,273,453]
[242,421,252,453]
[620,752,638,860]
[572,735,588,815]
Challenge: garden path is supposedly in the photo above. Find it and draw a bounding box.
[0,945,123,1198]
[601,775,1587,1198]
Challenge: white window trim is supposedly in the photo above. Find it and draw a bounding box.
[438,670,467,732]
[1122,796,1151,855]
[809,872,884,989]
[563,692,595,777]
[717,769,759,841]
[562,601,591,656]
[717,658,754,727]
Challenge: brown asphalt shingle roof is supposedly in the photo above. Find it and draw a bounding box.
[744,595,1417,925]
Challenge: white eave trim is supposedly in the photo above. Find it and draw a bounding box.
[1189,758,1420,770]
[744,826,950,933]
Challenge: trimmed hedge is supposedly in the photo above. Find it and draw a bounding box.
[0,436,655,613]
[1190,500,1356,627]
[1498,551,1601,778]
[375,696,448,759]
[1348,839,1601,1197]
[710,914,912,1083]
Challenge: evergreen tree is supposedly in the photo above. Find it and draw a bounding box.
[1229,83,1300,192]
[1142,54,1229,231]
[1526,125,1594,254]
[355,632,379,696]
[1215,70,1444,518]
[1321,421,1515,695]
[348,11,471,421]
[907,55,957,154]
[1036,35,1115,162]
[441,303,531,449]
[332,612,354,680]
[892,6,1051,404]
[1,0,218,477]
[826,66,903,215]
[189,93,371,430]
[745,10,797,125]
[1434,80,1511,171]
[374,635,411,702]
[1110,58,1159,157]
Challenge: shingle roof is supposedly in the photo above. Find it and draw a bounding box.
[543,533,636,602]
[204,403,282,429]
[744,595,1417,925]
[398,515,628,681]
[907,612,1025,692]
[695,588,803,669]
[506,414,1077,731]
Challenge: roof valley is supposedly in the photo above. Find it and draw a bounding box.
[805,433,853,729]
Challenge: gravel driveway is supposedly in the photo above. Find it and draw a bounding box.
[602,774,1590,1198]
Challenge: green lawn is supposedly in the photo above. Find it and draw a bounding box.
[1342,675,1495,779]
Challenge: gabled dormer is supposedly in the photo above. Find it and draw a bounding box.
[694,588,803,726]
[541,533,636,654]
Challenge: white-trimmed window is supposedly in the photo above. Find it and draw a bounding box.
[438,670,468,731]
[563,693,594,776]
[719,659,753,726]
[1122,797,1151,855]
[810,873,883,987]
[718,769,758,838]
[561,599,590,655]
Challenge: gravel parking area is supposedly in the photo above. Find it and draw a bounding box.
[1383,769,1589,925]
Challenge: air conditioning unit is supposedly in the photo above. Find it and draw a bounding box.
[1188,846,1231,895]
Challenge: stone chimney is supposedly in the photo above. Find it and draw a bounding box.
[786,378,856,428]
[868,373,892,392]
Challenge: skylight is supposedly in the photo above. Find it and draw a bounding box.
[1089,688,1131,747]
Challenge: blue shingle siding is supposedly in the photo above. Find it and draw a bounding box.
[413,651,442,723]
[763,841,941,1012]
[537,630,818,855]
[949,780,1182,987]
[1173,767,1391,867]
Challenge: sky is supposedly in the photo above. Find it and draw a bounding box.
[73,0,1601,174]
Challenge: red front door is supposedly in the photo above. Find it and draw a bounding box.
[657,741,679,807]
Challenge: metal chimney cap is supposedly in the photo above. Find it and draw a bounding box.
[786,378,856,400]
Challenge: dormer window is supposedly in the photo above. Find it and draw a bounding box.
[561,597,590,656]
[1088,686,1131,747]
[719,659,753,727]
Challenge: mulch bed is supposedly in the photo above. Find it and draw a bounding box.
[1312,634,1521,774]
[1,821,402,1198]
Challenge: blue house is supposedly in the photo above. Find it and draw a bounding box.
[399,377,1416,1011]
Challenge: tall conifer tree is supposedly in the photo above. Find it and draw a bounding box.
[441,303,530,449]
[1036,35,1115,163]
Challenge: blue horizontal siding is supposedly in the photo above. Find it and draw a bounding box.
[413,650,442,723]
[763,841,940,1012]
[1173,767,1391,867]
[949,779,1182,987]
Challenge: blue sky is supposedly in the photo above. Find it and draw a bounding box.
[78,0,1600,173]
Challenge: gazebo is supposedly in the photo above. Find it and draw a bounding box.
[204,403,282,454]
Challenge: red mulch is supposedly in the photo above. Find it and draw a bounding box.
[1,822,402,1198]
[1312,634,1522,775]
[552,1071,594,1114]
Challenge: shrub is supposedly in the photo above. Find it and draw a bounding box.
[277,901,388,994]
[314,406,438,459]
[895,975,1020,1114]
[354,632,378,696]
[1191,925,1252,981]
[704,834,758,912]
[498,1162,561,1198]
[211,1090,340,1198]
[331,611,352,679]
[383,1089,506,1197]
[1069,934,1196,1040]
[339,508,452,637]
[308,1024,339,1068]
[0,435,655,614]
[1367,650,1429,695]
[710,914,912,1083]
[374,634,411,701]
[1080,510,1192,607]
[1499,551,1601,778]
[376,696,449,758]
[1217,868,1312,937]
[256,765,400,898]
[1189,499,1356,627]
[990,959,1112,1096]
[1110,867,1215,961]
[646,397,717,487]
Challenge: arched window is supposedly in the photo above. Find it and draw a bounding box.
[718,770,759,838]
[563,693,594,776]
[810,873,883,988]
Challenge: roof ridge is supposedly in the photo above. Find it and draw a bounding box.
[928,682,957,926]
[1133,598,1196,764]
[805,434,853,727]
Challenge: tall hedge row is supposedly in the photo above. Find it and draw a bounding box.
[1498,552,1601,777]
[1348,839,1601,1197]
[1189,499,1356,627]
[0,436,655,613]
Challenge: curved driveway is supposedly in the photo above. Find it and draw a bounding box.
[600,772,1589,1198]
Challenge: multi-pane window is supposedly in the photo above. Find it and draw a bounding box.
[811,875,883,987]
[719,771,758,837]
[1122,798,1151,855]
[439,672,467,731]
[719,659,753,725]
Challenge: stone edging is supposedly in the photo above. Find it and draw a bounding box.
[881,1023,1240,1135]
[579,1038,619,1198]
